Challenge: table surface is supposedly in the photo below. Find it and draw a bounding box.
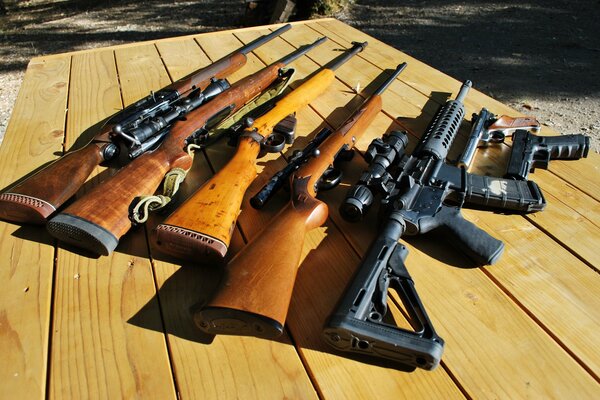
[1,18,599,399]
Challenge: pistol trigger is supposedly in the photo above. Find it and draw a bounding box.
[316,167,342,191]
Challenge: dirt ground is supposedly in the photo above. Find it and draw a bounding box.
[1,0,599,150]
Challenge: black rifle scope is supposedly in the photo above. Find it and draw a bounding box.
[340,130,408,221]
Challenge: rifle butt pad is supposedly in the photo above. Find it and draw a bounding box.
[194,306,283,339]
[153,224,227,259]
[47,213,119,256]
[323,314,444,371]
[0,193,56,224]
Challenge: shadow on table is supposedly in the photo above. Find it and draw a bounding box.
[128,78,484,373]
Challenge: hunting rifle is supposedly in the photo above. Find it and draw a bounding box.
[153,41,368,260]
[46,36,326,255]
[0,24,291,224]
[193,63,406,339]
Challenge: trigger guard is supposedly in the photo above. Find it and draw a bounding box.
[489,131,506,143]
[261,133,286,153]
[317,168,342,191]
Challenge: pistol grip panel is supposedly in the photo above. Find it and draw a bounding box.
[0,144,104,224]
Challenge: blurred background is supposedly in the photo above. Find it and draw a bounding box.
[1,0,598,148]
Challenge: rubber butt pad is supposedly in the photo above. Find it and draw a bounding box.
[194,307,284,339]
[47,213,118,256]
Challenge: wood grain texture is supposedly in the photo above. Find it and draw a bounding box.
[48,46,177,398]
[0,56,70,399]
[1,18,599,400]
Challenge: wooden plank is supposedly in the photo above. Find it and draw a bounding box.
[48,48,177,399]
[115,44,172,106]
[65,50,122,146]
[155,39,211,82]
[0,56,70,399]
[66,50,123,194]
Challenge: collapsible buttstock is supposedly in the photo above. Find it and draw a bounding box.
[47,148,187,255]
[0,143,105,224]
[154,137,261,259]
[195,196,328,338]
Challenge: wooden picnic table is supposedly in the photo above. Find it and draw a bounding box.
[0,18,599,399]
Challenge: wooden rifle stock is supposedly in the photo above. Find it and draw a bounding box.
[46,61,288,255]
[154,42,368,260]
[195,64,406,338]
[46,35,327,255]
[0,25,292,224]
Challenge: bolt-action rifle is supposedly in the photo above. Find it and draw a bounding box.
[193,63,406,339]
[152,41,368,260]
[46,36,326,256]
[0,24,291,224]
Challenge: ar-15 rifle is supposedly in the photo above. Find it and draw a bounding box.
[193,63,406,339]
[152,41,368,260]
[339,80,546,266]
[46,36,326,256]
[0,24,291,224]
[322,82,553,371]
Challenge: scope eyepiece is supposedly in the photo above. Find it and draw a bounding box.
[340,185,374,222]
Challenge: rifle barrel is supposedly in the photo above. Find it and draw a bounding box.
[239,24,292,55]
[327,41,368,71]
[279,36,328,65]
[455,80,472,103]
[372,63,407,96]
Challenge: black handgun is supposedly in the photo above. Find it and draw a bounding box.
[505,130,590,180]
